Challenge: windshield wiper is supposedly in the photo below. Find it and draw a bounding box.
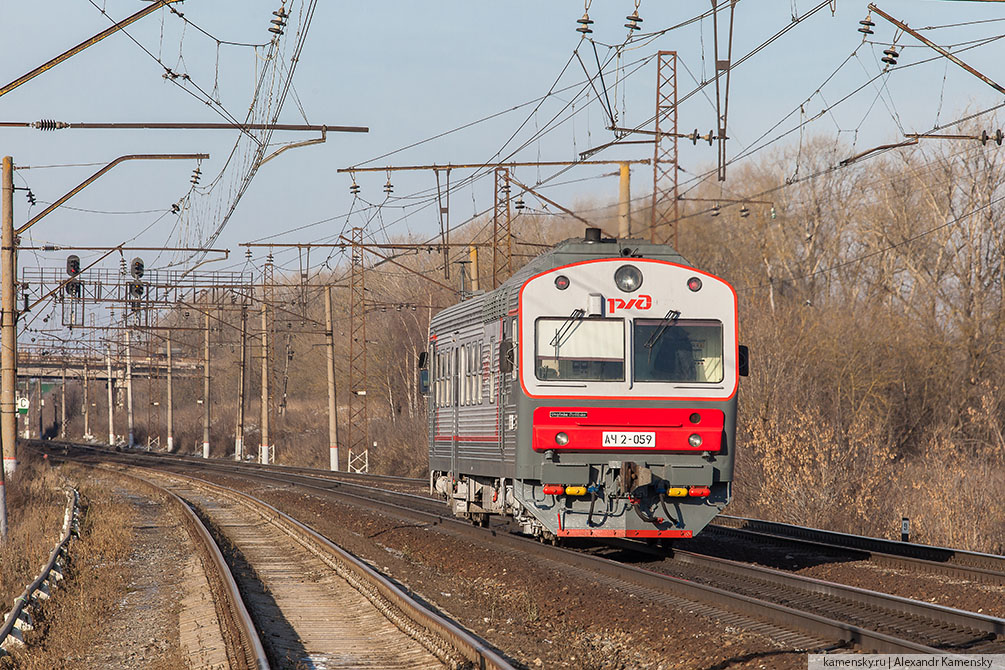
[550,308,586,348]
[644,308,681,350]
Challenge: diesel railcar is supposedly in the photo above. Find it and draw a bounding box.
[423,228,746,542]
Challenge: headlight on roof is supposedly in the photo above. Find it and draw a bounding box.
[614,265,643,293]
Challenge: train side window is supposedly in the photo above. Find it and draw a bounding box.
[463,344,469,406]
[476,343,483,404]
[470,343,476,404]
[436,353,443,408]
[489,337,496,402]
[460,345,466,407]
[511,318,519,380]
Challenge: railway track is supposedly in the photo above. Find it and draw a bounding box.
[51,443,1005,656]
[707,515,1005,585]
[48,449,515,670]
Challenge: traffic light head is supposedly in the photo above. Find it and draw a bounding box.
[130,257,145,279]
[66,255,80,276]
[128,281,145,299]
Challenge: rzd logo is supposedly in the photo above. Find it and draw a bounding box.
[607,294,652,313]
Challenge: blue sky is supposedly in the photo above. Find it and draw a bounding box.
[2,0,1003,288]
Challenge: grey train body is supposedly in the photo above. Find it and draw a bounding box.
[426,230,742,542]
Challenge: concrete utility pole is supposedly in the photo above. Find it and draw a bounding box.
[36,379,42,439]
[83,359,90,439]
[106,346,114,445]
[325,286,339,471]
[468,246,480,293]
[260,300,270,465]
[125,330,134,448]
[60,367,66,439]
[235,308,247,461]
[202,311,211,459]
[618,162,631,238]
[166,331,174,452]
[2,156,16,478]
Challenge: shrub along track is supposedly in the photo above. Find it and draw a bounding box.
[48,443,1005,659]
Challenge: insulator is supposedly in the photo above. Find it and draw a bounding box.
[689,129,700,145]
[710,204,720,217]
[740,206,750,218]
[576,12,593,34]
[245,249,252,260]
[191,167,202,185]
[997,129,1004,146]
[858,18,875,35]
[26,190,36,206]
[515,196,526,210]
[383,179,393,194]
[500,183,511,194]
[273,8,288,19]
[624,10,642,31]
[31,119,69,131]
[770,206,777,220]
[268,25,283,35]
[350,183,360,195]
[882,47,899,66]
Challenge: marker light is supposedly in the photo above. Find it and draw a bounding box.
[689,413,701,424]
[688,433,703,447]
[614,265,643,293]
[542,485,565,495]
[687,276,702,292]
[666,488,688,497]
[555,432,570,446]
[689,486,711,497]
[554,275,570,290]
[565,486,587,496]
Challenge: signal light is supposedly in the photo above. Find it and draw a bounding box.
[688,486,711,497]
[564,486,587,496]
[542,485,564,496]
[666,488,688,497]
[130,257,145,279]
[66,255,80,276]
[64,280,81,298]
[687,276,702,292]
[127,281,145,299]
[688,433,703,448]
[555,431,569,445]
[554,275,570,290]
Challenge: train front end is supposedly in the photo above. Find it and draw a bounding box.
[512,255,741,541]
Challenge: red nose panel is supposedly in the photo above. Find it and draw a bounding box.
[532,407,724,453]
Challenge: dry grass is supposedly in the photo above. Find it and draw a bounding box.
[0,454,65,629]
[2,462,182,670]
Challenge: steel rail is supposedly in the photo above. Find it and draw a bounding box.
[46,443,1001,653]
[140,467,517,670]
[178,462,943,654]
[711,515,1005,583]
[669,549,1005,646]
[166,488,270,670]
[66,447,949,654]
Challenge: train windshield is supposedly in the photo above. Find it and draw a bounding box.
[535,317,624,381]
[633,319,724,383]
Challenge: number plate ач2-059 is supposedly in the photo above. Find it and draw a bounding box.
[602,432,656,447]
